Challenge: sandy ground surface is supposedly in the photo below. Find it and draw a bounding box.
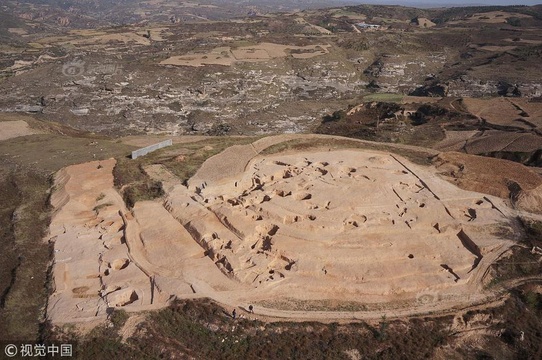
[417,18,436,28]
[46,158,250,324]
[180,149,515,303]
[44,135,540,325]
[0,120,41,141]
[47,159,153,323]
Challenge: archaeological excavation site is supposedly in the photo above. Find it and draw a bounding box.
[2,1,542,357]
[45,135,528,324]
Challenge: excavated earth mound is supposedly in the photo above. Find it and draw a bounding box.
[172,149,517,305]
[47,138,529,324]
[47,159,242,324]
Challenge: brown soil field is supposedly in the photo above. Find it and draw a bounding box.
[464,131,542,153]
[462,97,541,129]
[160,43,330,67]
[453,11,532,24]
[434,151,542,213]
[36,29,153,47]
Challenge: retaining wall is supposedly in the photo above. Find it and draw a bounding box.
[131,139,173,159]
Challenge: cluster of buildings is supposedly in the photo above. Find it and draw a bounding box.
[356,22,382,30]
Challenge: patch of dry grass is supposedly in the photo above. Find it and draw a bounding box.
[261,137,434,166]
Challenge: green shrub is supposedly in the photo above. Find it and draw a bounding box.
[110,309,130,328]
[122,181,163,208]
[322,110,346,123]
[507,17,522,27]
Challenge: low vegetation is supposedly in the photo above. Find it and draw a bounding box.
[489,219,542,285]
[261,135,435,166]
[151,137,258,183]
[46,299,451,360]
[362,93,404,103]
[0,171,51,341]
[112,158,164,208]
[42,285,542,359]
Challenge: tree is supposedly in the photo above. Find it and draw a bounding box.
[507,17,521,27]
